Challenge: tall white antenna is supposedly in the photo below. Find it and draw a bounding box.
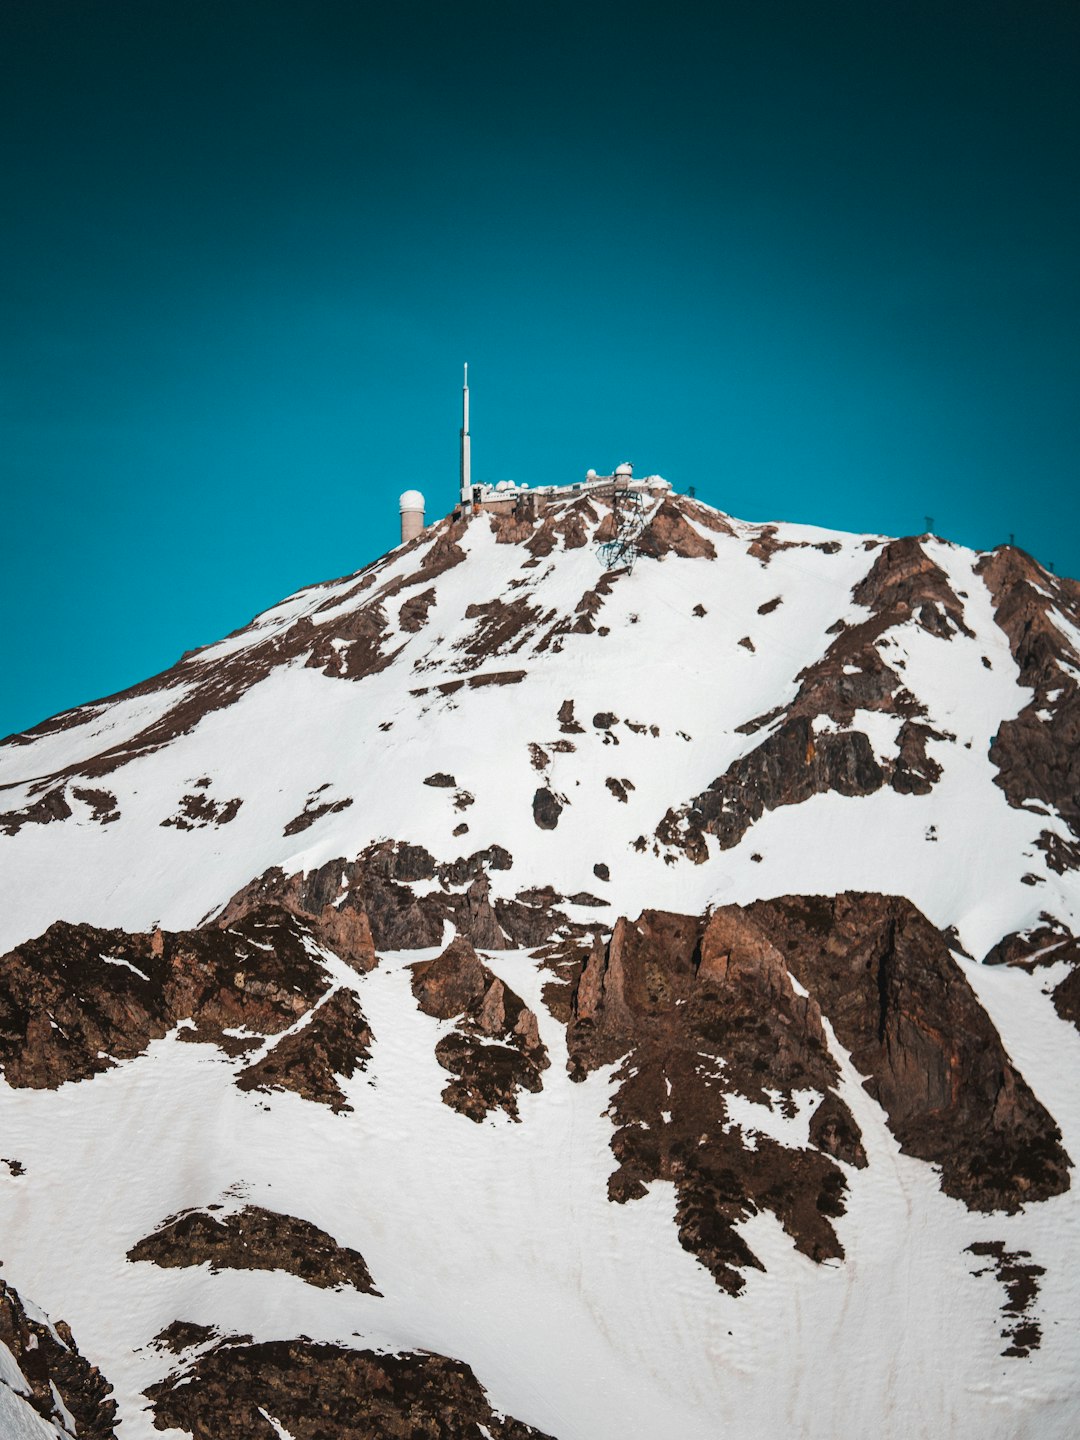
[460,363,472,508]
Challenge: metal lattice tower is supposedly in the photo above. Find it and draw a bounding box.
[597,481,646,572]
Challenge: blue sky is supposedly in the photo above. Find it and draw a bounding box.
[2,1,1078,738]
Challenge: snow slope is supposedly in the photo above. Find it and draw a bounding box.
[1,487,1078,1438]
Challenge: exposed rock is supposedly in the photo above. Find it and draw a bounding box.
[557,699,584,733]
[554,894,1069,1293]
[456,596,546,663]
[153,1319,219,1354]
[749,893,1071,1210]
[218,842,544,955]
[532,788,563,830]
[557,908,858,1293]
[71,786,121,823]
[0,908,332,1090]
[283,787,353,836]
[398,586,437,632]
[978,545,1080,841]
[0,784,72,836]
[161,790,243,829]
[637,500,717,560]
[0,1277,117,1438]
[236,986,374,1111]
[658,539,966,855]
[410,937,549,1121]
[423,772,457,787]
[129,1203,379,1293]
[306,601,403,681]
[147,1336,555,1440]
[967,1241,1045,1357]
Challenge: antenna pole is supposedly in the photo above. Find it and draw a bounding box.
[460,364,472,509]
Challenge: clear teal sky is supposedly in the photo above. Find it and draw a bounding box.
[3,1,1078,739]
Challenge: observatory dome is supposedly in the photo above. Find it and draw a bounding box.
[399,490,425,511]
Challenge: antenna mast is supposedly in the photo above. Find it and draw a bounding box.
[460,363,472,508]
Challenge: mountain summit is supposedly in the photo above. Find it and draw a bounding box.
[1,482,1079,1439]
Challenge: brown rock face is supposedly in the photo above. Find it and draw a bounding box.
[553,895,1069,1293]
[637,499,717,560]
[749,893,1071,1211]
[236,986,374,1111]
[411,937,549,1121]
[147,1337,555,1440]
[0,1278,117,1438]
[967,1240,1046,1358]
[216,840,552,955]
[557,908,859,1293]
[657,538,966,857]
[0,908,332,1090]
[977,545,1080,843]
[129,1203,379,1293]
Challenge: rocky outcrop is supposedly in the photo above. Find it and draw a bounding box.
[657,539,968,856]
[551,895,1069,1293]
[637,499,717,560]
[0,784,72,836]
[218,841,541,955]
[0,1278,117,1438]
[749,893,1071,1210]
[978,545,1080,842]
[237,986,374,1111]
[410,937,549,1121]
[0,908,335,1091]
[161,783,243,829]
[147,1337,555,1439]
[129,1203,379,1293]
[555,908,860,1293]
[967,1240,1045,1358]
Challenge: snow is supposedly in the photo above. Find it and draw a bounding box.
[1,496,1078,1437]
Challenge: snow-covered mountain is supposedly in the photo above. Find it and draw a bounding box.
[1,482,1079,1439]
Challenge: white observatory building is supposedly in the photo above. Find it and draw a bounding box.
[399,489,426,543]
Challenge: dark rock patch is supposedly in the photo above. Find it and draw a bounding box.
[658,539,967,856]
[978,546,1080,841]
[237,987,374,1111]
[72,786,121,824]
[758,596,783,615]
[283,787,353,836]
[0,784,72,836]
[533,788,563,830]
[147,1336,555,1440]
[637,500,716,561]
[153,1319,220,1354]
[0,1277,118,1438]
[0,908,333,1090]
[162,791,243,830]
[423,772,457,788]
[218,843,532,954]
[129,1203,379,1293]
[967,1241,1045,1357]
[398,586,437,632]
[410,937,549,1121]
[555,908,860,1293]
[456,597,544,663]
[557,699,584,734]
[750,893,1071,1211]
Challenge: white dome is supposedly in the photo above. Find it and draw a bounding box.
[399,489,425,511]
[585,468,598,479]
[615,462,633,476]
